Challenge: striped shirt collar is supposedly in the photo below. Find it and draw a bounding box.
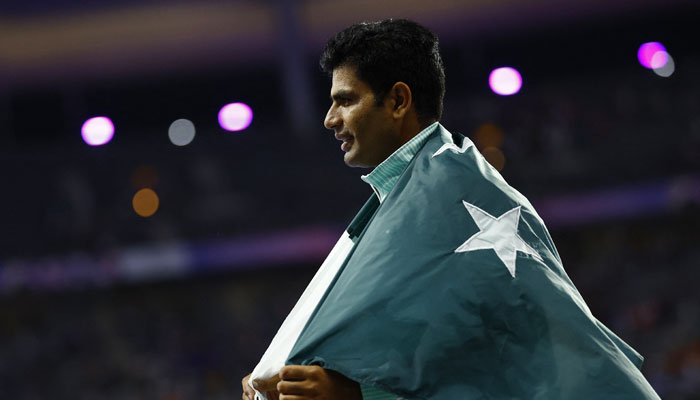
[361,122,446,203]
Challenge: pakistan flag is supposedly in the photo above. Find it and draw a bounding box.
[287,125,659,399]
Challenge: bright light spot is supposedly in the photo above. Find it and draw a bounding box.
[481,146,506,171]
[489,67,522,96]
[168,119,196,146]
[637,42,667,69]
[653,52,675,77]
[133,188,159,217]
[649,50,669,69]
[81,116,114,146]
[218,102,253,132]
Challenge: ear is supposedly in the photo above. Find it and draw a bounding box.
[388,82,412,119]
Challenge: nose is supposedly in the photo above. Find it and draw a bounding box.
[324,105,341,131]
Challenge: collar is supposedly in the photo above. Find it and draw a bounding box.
[361,122,448,202]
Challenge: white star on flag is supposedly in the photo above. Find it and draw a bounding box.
[455,201,543,277]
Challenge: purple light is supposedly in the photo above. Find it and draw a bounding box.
[489,67,522,96]
[650,51,670,70]
[638,42,668,69]
[218,102,253,132]
[81,116,114,146]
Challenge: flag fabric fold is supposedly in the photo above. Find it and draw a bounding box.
[248,232,356,400]
[248,197,381,400]
[286,125,659,399]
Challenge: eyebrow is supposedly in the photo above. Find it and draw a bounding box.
[330,90,355,101]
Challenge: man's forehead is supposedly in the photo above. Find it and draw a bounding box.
[332,64,358,80]
[330,65,366,95]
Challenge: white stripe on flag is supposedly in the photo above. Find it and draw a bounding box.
[249,231,355,400]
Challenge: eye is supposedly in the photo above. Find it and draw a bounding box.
[331,95,353,107]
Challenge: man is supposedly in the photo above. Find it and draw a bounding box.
[242,19,659,399]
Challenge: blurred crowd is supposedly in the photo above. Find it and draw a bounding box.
[1,57,698,261]
[0,266,313,400]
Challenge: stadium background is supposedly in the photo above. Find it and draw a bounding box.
[0,0,698,398]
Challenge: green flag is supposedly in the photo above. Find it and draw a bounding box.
[287,125,659,399]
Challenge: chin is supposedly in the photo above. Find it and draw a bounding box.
[343,156,360,168]
[344,157,375,169]
[343,153,364,168]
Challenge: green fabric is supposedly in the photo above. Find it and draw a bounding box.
[361,121,440,202]
[357,123,437,400]
[287,124,659,399]
[360,384,396,400]
[346,193,380,241]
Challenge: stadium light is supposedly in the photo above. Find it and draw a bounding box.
[81,116,114,146]
[218,102,253,132]
[489,67,522,96]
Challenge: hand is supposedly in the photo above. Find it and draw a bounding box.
[242,373,280,400]
[276,365,361,400]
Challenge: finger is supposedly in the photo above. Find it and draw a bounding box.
[279,395,306,400]
[244,383,255,396]
[277,380,311,396]
[279,365,322,381]
[253,375,281,392]
[242,374,256,399]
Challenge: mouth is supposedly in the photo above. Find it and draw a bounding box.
[335,133,353,152]
[341,139,353,152]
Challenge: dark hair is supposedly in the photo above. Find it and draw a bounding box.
[320,19,446,126]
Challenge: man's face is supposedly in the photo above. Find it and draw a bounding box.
[324,65,401,168]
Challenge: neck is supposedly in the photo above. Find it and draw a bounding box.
[397,113,427,147]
